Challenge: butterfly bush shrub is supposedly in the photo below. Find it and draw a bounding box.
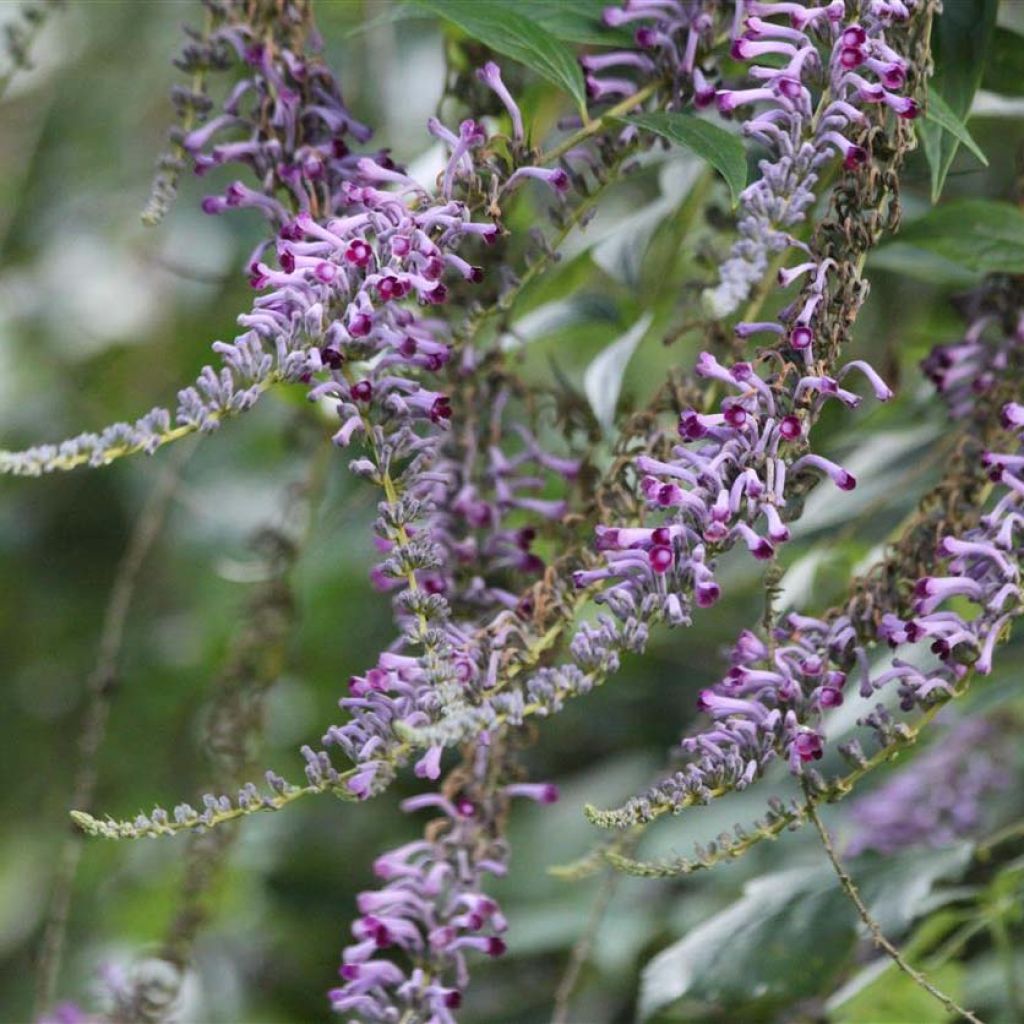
[4,0,1024,1021]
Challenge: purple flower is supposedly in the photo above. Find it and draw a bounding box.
[568,339,889,669]
[476,61,525,142]
[595,359,1024,831]
[182,13,373,229]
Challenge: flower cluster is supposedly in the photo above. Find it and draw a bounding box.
[319,371,578,1020]
[565,350,884,678]
[320,384,578,799]
[331,741,558,1021]
[878,401,1024,685]
[3,0,368,476]
[182,0,373,233]
[2,14,561,479]
[844,716,1010,856]
[595,614,859,826]
[388,0,926,776]
[588,392,1024,829]
[586,1,722,105]
[1,146,498,479]
[392,341,888,766]
[705,0,918,318]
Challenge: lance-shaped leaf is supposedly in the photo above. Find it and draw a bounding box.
[889,200,1024,274]
[412,0,586,111]
[919,0,999,201]
[618,111,747,205]
[924,86,988,168]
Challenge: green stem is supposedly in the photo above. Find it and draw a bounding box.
[540,81,661,166]
[35,444,191,1014]
[805,787,985,1024]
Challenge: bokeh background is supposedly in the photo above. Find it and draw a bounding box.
[2,2,1023,1022]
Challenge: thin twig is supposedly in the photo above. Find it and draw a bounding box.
[33,443,192,1017]
[551,866,621,1024]
[804,787,984,1024]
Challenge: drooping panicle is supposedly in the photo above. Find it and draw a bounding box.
[331,744,557,1020]
[705,0,918,318]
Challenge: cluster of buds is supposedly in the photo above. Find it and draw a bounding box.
[705,0,918,318]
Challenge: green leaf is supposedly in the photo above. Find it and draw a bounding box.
[411,0,586,111]
[517,0,633,47]
[618,111,747,205]
[919,0,999,201]
[925,87,988,168]
[582,312,653,432]
[344,0,628,47]
[867,242,982,287]
[638,845,972,1021]
[981,27,1024,97]
[890,200,1024,274]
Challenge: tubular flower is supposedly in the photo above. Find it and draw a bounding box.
[704,0,918,318]
[0,86,504,477]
